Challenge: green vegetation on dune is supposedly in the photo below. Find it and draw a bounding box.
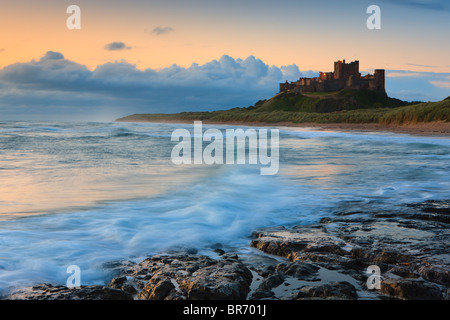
[380,98,450,124]
[252,92,319,113]
[116,91,450,125]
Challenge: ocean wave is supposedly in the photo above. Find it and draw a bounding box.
[280,128,450,147]
[0,165,325,291]
[1,122,450,293]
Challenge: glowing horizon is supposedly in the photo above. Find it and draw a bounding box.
[1,0,449,72]
[0,0,449,120]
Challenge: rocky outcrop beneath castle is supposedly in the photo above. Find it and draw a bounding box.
[3,200,449,300]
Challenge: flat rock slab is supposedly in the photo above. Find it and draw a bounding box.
[249,201,450,300]
[5,284,133,300]
[251,225,350,262]
[122,253,253,300]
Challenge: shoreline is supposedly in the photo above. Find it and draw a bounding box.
[4,199,449,300]
[117,119,450,137]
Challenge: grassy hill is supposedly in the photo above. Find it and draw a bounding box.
[252,89,408,113]
[380,97,450,124]
[116,90,450,125]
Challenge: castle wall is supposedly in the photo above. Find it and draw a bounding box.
[324,79,346,91]
[279,81,296,92]
[334,59,360,80]
[279,60,385,94]
[374,69,385,91]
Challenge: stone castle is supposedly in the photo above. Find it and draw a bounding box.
[280,59,385,94]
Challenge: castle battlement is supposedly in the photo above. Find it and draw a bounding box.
[280,60,385,94]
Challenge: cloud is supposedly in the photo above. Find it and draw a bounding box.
[40,51,64,60]
[381,0,450,11]
[386,69,450,102]
[0,51,90,87]
[429,80,450,89]
[1,52,447,121]
[104,42,131,51]
[280,65,302,80]
[151,26,174,35]
[387,72,427,77]
[406,63,437,68]
[0,52,301,120]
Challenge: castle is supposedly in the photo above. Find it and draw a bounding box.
[280,59,385,94]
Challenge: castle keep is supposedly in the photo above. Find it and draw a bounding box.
[280,59,385,94]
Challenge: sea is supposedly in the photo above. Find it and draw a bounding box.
[0,121,449,293]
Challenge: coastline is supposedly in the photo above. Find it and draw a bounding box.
[4,199,449,300]
[1,122,449,301]
[117,119,450,137]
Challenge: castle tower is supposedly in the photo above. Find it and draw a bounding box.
[334,59,360,80]
[334,60,344,79]
[374,69,385,92]
[347,74,355,88]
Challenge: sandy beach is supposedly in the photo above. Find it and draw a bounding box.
[118,119,450,137]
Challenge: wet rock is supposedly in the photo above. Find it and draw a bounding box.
[213,248,226,256]
[248,260,324,300]
[320,217,333,224]
[380,279,443,300]
[222,253,239,261]
[5,284,133,300]
[108,276,138,294]
[139,279,175,300]
[417,265,450,286]
[386,266,420,279]
[4,199,448,301]
[275,262,320,280]
[249,199,450,300]
[295,282,357,300]
[133,254,252,300]
[406,200,450,223]
[250,225,349,261]
[259,272,285,290]
[102,260,138,278]
[249,272,285,299]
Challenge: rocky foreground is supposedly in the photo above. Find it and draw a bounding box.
[3,200,449,300]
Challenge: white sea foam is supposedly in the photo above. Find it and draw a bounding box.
[0,165,324,291]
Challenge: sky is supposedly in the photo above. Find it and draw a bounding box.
[0,0,449,121]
